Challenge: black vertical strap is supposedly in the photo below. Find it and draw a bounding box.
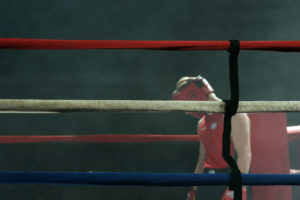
[222,40,242,200]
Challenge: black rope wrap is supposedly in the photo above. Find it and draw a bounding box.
[222,40,242,200]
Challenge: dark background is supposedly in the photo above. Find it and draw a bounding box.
[1,0,300,199]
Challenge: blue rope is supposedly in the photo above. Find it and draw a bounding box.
[0,171,299,186]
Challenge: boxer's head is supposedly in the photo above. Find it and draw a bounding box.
[172,75,214,118]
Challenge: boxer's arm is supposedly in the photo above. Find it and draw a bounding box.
[222,114,250,200]
[186,140,206,199]
[231,113,251,174]
[194,140,206,173]
[191,140,206,190]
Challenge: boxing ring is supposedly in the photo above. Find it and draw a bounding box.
[1,38,300,200]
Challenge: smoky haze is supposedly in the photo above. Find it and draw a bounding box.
[0,0,299,199]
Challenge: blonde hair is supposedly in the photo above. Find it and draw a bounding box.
[173,76,218,100]
[173,76,195,95]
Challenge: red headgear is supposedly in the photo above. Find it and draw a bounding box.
[172,76,214,118]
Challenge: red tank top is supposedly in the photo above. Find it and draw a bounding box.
[198,113,234,169]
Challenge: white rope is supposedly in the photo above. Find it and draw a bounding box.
[0,99,299,113]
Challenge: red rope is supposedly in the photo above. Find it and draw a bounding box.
[0,126,298,144]
[1,38,300,51]
[0,134,199,144]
